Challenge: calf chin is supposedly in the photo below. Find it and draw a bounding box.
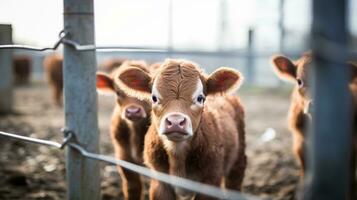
[175,188,195,200]
[163,131,191,142]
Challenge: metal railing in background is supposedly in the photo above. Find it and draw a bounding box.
[0,30,356,60]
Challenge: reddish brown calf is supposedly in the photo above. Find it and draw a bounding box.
[271,53,357,198]
[117,59,247,200]
[43,54,63,106]
[97,60,152,200]
[13,55,32,84]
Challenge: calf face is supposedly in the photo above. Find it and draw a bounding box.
[271,53,313,115]
[96,61,151,122]
[117,59,242,143]
[272,53,357,115]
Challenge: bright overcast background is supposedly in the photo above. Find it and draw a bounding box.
[0,0,356,86]
[1,0,355,51]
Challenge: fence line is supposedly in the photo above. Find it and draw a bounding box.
[0,129,258,200]
[0,30,356,60]
[0,24,354,199]
[0,130,72,148]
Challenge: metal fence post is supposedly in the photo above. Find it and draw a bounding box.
[246,28,255,85]
[0,24,13,114]
[63,0,100,199]
[278,0,285,53]
[304,0,351,199]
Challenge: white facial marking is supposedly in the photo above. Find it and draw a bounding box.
[151,78,162,105]
[158,112,193,137]
[304,99,313,114]
[191,79,205,108]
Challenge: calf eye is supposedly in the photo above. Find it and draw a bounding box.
[152,95,158,103]
[196,94,205,104]
[116,91,124,98]
[297,78,304,88]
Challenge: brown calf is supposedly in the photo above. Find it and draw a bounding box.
[43,53,63,106]
[96,60,152,200]
[116,59,247,200]
[13,55,32,84]
[271,52,357,197]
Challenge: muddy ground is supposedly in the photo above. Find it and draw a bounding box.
[0,83,300,200]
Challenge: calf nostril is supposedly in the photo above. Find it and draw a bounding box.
[166,118,172,126]
[179,118,186,127]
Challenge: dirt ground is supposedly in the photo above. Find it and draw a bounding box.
[0,83,300,200]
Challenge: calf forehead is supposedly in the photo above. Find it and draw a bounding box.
[155,60,204,100]
[125,95,147,105]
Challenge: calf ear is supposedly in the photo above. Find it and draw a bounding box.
[206,67,243,95]
[96,72,115,94]
[271,55,297,82]
[116,67,152,100]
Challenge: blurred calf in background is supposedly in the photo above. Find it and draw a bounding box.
[13,55,32,85]
[43,54,63,106]
[271,52,357,198]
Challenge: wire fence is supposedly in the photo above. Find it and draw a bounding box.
[1,29,356,60]
[0,129,258,200]
[0,30,167,53]
[0,28,266,200]
[0,27,355,199]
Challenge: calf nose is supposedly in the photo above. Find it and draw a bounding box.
[125,106,143,120]
[126,106,140,114]
[165,114,187,130]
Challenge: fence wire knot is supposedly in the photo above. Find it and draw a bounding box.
[60,127,75,149]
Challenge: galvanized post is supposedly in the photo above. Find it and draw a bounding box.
[0,24,13,114]
[218,0,228,51]
[278,0,285,53]
[63,0,100,199]
[167,0,173,58]
[246,28,255,85]
[304,0,351,199]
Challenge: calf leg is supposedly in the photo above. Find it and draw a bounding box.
[149,180,175,200]
[51,85,62,106]
[56,87,63,106]
[117,166,143,200]
[225,153,247,191]
[293,132,305,175]
[114,145,143,200]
